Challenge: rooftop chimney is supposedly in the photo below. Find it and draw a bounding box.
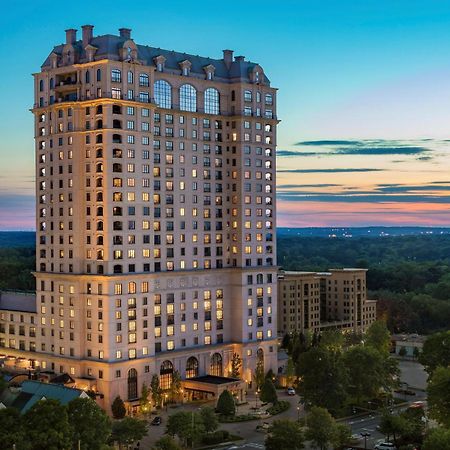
[65,29,77,45]
[81,25,94,47]
[223,49,233,68]
[234,55,245,62]
[119,28,132,39]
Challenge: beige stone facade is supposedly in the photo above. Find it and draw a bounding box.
[277,269,377,336]
[1,25,279,411]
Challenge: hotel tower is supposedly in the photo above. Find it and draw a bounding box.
[19,25,279,409]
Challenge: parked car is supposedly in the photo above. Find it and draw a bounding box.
[151,416,162,426]
[286,387,296,396]
[394,388,416,396]
[374,441,397,450]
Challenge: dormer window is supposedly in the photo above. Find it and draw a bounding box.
[157,63,163,72]
[203,64,216,81]
[255,71,260,82]
[154,55,167,72]
[179,60,192,77]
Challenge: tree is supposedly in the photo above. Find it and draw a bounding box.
[68,397,112,450]
[111,395,126,419]
[343,345,385,404]
[423,427,450,450]
[254,359,265,391]
[413,346,420,360]
[166,411,204,447]
[305,406,336,450]
[111,417,147,449]
[23,399,73,450]
[153,435,183,450]
[260,378,278,404]
[378,411,406,444]
[199,406,218,433]
[285,356,296,387]
[419,331,450,374]
[216,389,236,416]
[297,346,348,414]
[332,423,352,449]
[151,374,162,408]
[399,346,407,357]
[365,320,391,355]
[281,333,291,349]
[140,382,151,414]
[0,407,27,450]
[170,370,182,403]
[427,365,450,427]
[230,353,242,378]
[319,330,344,352]
[265,419,304,450]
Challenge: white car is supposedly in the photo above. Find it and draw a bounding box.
[286,387,296,396]
[374,442,397,450]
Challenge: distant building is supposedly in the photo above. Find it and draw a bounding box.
[391,334,424,357]
[277,269,377,336]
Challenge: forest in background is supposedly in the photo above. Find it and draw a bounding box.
[278,234,450,334]
[1,232,450,334]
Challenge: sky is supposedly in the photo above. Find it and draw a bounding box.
[1,0,450,229]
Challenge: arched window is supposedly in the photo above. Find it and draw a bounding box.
[96,249,104,260]
[49,78,54,89]
[160,360,173,390]
[179,84,197,112]
[96,68,102,82]
[96,192,103,202]
[97,236,103,245]
[96,105,103,115]
[113,119,122,129]
[96,148,103,158]
[154,80,172,109]
[96,163,103,173]
[96,134,103,144]
[127,71,133,84]
[96,120,103,129]
[85,70,90,83]
[209,353,223,377]
[204,88,220,115]
[127,368,138,400]
[186,356,199,379]
[139,73,149,87]
[97,221,103,231]
[96,206,103,216]
[39,80,44,92]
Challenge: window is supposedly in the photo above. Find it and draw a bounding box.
[139,73,149,87]
[179,84,197,112]
[127,368,138,400]
[244,90,252,102]
[186,356,199,378]
[160,360,173,389]
[209,353,223,376]
[154,80,172,109]
[127,71,133,83]
[111,69,121,83]
[204,88,220,115]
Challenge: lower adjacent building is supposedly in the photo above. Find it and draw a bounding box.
[277,268,377,336]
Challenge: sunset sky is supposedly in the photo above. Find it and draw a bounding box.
[1,0,450,229]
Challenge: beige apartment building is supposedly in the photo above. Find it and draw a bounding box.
[0,25,279,411]
[278,269,377,336]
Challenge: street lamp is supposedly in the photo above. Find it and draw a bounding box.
[296,406,300,422]
[361,431,370,450]
[255,389,259,409]
[164,393,168,411]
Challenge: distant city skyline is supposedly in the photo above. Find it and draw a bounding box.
[1,0,450,229]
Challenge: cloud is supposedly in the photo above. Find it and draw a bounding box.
[277,183,341,189]
[277,193,450,203]
[296,140,365,146]
[334,147,429,155]
[277,168,384,173]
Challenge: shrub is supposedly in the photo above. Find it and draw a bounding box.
[267,400,290,415]
[202,430,231,444]
[216,390,236,416]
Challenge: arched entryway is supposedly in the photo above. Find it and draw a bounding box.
[209,353,223,377]
[160,360,173,390]
[186,356,199,379]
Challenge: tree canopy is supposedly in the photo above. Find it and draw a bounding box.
[427,365,450,427]
[265,419,304,450]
